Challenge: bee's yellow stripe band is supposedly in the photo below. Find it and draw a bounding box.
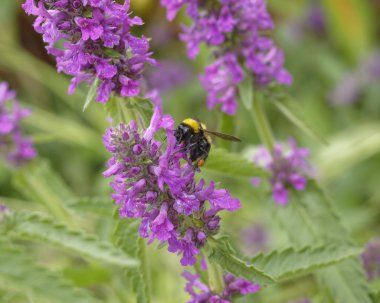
[182,118,201,133]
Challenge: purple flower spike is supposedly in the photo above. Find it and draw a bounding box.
[0,82,36,166]
[253,138,312,205]
[200,53,244,115]
[103,103,240,266]
[361,237,380,280]
[182,270,260,302]
[22,0,156,103]
[161,0,292,115]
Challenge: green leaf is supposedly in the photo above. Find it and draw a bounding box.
[274,182,371,303]
[22,105,103,154]
[6,210,139,268]
[372,286,380,303]
[202,148,268,178]
[0,243,99,303]
[317,122,380,181]
[207,238,274,287]
[103,48,123,58]
[267,88,328,145]
[104,96,153,128]
[113,219,151,303]
[238,72,253,110]
[252,245,360,281]
[83,78,99,112]
[370,279,380,295]
[124,97,154,128]
[13,160,75,226]
[68,196,114,217]
[317,258,371,303]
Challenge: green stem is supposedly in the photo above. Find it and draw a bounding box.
[218,112,235,150]
[204,248,225,294]
[139,237,152,302]
[251,91,275,153]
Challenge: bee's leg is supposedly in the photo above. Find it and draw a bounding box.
[177,142,198,154]
[193,145,210,169]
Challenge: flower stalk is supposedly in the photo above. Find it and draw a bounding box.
[251,91,275,153]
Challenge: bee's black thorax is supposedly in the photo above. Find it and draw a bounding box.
[174,122,211,165]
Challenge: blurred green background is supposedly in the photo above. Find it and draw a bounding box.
[0,0,380,302]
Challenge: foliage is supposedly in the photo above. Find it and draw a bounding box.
[0,1,379,302]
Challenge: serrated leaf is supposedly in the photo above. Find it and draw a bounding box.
[83,78,99,112]
[207,238,274,287]
[238,72,253,110]
[68,196,114,217]
[113,219,151,303]
[317,258,371,303]
[274,181,371,303]
[267,88,328,145]
[252,245,360,281]
[6,210,139,268]
[202,148,268,178]
[0,244,99,303]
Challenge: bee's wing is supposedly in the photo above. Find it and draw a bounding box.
[203,129,241,142]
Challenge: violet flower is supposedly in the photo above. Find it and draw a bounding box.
[22,0,156,103]
[182,271,260,302]
[103,101,240,266]
[329,52,380,106]
[0,204,10,223]
[145,60,193,93]
[0,82,36,166]
[253,138,312,205]
[240,223,269,255]
[199,53,244,115]
[161,0,292,115]
[306,4,326,34]
[361,237,380,280]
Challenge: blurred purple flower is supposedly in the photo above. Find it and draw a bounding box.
[361,237,380,280]
[22,0,156,103]
[0,204,8,213]
[307,4,326,33]
[145,60,193,93]
[253,138,312,205]
[0,82,36,166]
[0,204,9,223]
[103,101,240,266]
[161,0,292,115]
[240,224,269,255]
[329,52,380,106]
[183,271,260,302]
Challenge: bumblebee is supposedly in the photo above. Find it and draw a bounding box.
[174,118,241,167]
